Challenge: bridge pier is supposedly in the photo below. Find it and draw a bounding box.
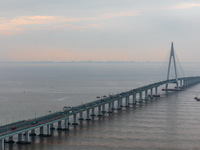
[72,114,79,125]
[4,137,12,144]
[97,106,102,116]
[107,102,112,113]
[91,108,96,117]
[7,136,14,143]
[125,96,129,107]
[180,80,183,88]
[16,133,23,144]
[25,131,31,143]
[150,88,153,96]
[79,111,84,121]
[64,118,69,130]
[128,96,132,105]
[184,80,187,87]
[50,123,55,130]
[57,121,62,130]
[16,132,31,144]
[133,94,136,105]
[85,109,91,120]
[139,92,143,103]
[117,99,122,110]
[121,98,123,107]
[111,101,115,110]
[0,139,4,150]
[39,126,45,136]
[148,88,153,99]
[29,129,37,136]
[155,87,158,95]
[102,104,106,114]
[47,124,51,136]
[144,90,148,101]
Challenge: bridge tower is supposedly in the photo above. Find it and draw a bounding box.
[165,42,179,90]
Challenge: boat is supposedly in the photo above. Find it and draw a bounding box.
[153,94,160,97]
[194,97,200,101]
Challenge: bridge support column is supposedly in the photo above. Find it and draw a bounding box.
[111,101,115,110]
[7,136,14,143]
[133,94,136,105]
[39,126,45,136]
[150,88,153,96]
[180,80,183,88]
[86,109,91,120]
[57,121,62,130]
[139,92,143,103]
[30,129,36,136]
[120,98,123,107]
[50,123,55,130]
[108,102,112,113]
[91,108,95,117]
[155,87,158,95]
[72,114,78,125]
[148,88,153,100]
[47,124,51,136]
[125,96,129,107]
[145,90,148,101]
[79,112,84,121]
[97,106,102,116]
[128,96,131,105]
[25,131,31,143]
[102,104,106,114]
[17,133,23,144]
[117,99,122,110]
[64,118,69,130]
[0,139,4,150]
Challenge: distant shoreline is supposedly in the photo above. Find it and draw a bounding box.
[0,61,199,64]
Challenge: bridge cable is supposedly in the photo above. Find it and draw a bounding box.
[174,50,185,78]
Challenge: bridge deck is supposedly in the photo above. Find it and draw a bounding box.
[0,76,200,139]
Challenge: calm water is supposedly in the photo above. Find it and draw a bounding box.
[1,62,200,150]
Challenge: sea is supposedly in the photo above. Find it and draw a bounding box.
[0,62,200,150]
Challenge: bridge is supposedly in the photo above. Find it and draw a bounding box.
[0,43,200,150]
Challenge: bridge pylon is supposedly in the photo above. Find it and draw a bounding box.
[165,42,179,90]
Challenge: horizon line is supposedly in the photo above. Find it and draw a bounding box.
[0,61,200,63]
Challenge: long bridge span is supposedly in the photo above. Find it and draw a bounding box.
[0,43,200,150]
[0,76,200,150]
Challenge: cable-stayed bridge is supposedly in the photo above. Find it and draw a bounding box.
[0,43,200,150]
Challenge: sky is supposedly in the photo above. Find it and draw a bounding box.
[0,0,200,62]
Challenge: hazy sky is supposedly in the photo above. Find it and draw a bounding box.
[0,0,200,62]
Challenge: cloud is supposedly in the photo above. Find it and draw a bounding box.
[171,3,200,9]
[0,11,138,35]
[51,24,104,30]
[101,11,139,19]
[0,16,58,35]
